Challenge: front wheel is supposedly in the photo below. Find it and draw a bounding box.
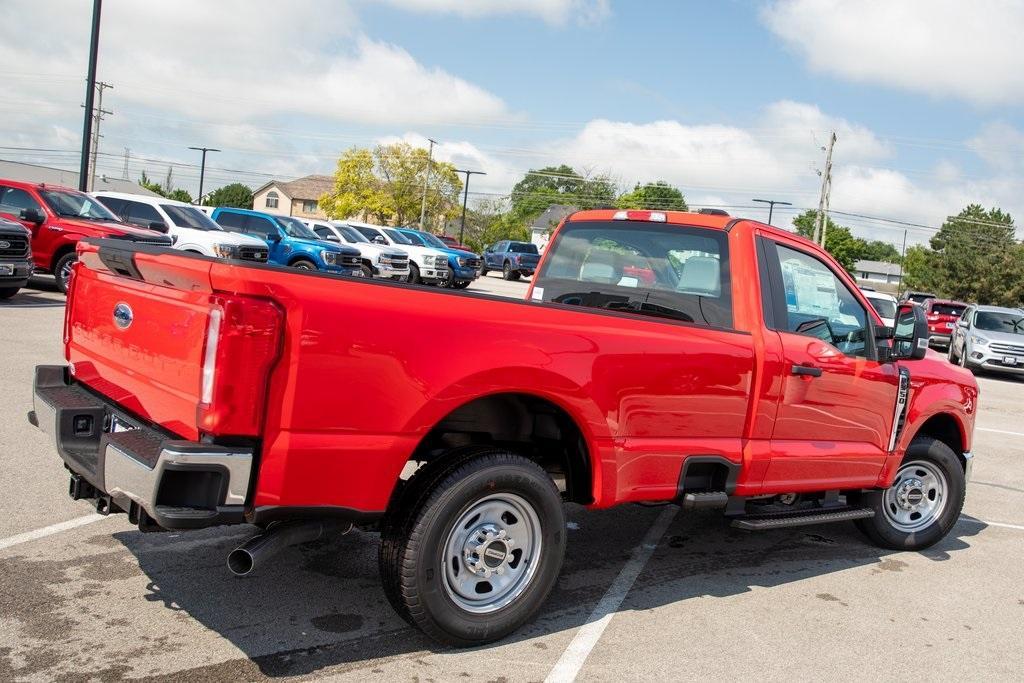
[407,263,421,285]
[480,264,489,276]
[854,437,965,550]
[379,449,565,646]
[0,287,19,300]
[947,343,959,365]
[453,280,471,290]
[360,263,374,279]
[291,259,317,270]
[54,252,77,294]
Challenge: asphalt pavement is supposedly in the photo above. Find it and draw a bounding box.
[1,273,1022,681]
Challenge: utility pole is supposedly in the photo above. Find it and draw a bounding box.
[188,146,220,204]
[87,81,113,191]
[418,138,436,229]
[454,169,486,244]
[896,228,908,296]
[78,0,103,192]
[752,198,792,226]
[814,131,836,246]
[122,147,130,180]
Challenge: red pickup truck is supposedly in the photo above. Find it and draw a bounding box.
[30,209,977,645]
[0,179,170,292]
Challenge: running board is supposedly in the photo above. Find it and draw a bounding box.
[731,506,874,531]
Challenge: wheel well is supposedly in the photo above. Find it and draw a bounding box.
[50,244,76,272]
[289,255,315,266]
[408,393,593,504]
[914,413,966,470]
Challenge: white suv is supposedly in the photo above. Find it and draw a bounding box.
[302,219,410,280]
[93,192,269,263]
[349,221,449,284]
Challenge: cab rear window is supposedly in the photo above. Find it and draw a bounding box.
[931,303,966,317]
[534,221,731,329]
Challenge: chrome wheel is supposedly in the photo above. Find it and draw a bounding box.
[883,460,948,532]
[442,492,542,614]
[58,256,76,290]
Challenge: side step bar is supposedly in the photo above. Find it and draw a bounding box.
[731,506,874,531]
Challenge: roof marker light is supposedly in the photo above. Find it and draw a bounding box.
[612,210,668,222]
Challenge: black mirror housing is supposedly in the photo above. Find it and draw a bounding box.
[20,208,44,224]
[891,303,929,360]
[148,221,169,233]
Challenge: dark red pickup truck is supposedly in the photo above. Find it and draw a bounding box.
[30,209,977,645]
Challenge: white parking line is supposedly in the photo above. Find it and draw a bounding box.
[0,514,106,552]
[976,427,1024,437]
[545,506,678,683]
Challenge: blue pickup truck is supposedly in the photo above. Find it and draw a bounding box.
[397,228,482,289]
[481,240,541,280]
[210,207,362,275]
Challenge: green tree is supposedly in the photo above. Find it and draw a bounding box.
[206,183,253,209]
[138,171,167,198]
[509,165,616,219]
[791,210,866,273]
[167,188,193,203]
[859,239,901,263]
[616,181,688,211]
[320,143,462,226]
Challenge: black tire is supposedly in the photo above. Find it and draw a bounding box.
[437,269,453,288]
[54,252,77,294]
[854,437,965,551]
[379,448,565,646]
[360,263,374,279]
[480,264,489,276]
[502,262,520,281]
[291,259,317,270]
[947,343,958,365]
[408,262,421,285]
[0,287,19,300]
[453,280,471,290]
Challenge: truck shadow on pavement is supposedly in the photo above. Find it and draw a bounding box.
[114,504,984,679]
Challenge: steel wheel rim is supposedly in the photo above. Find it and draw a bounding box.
[442,492,542,614]
[883,460,948,532]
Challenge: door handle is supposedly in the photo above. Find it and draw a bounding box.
[791,364,822,377]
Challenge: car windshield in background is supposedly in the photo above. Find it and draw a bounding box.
[535,221,731,328]
[399,231,428,246]
[161,204,221,231]
[975,311,1024,335]
[416,232,449,249]
[338,225,369,243]
[40,190,117,221]
[276,216,318,240]
[932,304,966,316]
[384,228,414,245]
[867,297,897,319]
[510,242,539,254]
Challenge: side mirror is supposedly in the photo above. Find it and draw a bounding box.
[372,235,386,245]
[892,303,929,360]
[148,221,168,233]
[324,234,341,243]
[20,208,44,224]
[957,318,969,328]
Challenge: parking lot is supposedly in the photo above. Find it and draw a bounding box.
[1,274,1022,682]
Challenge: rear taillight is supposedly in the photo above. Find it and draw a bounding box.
[197,295,283,436]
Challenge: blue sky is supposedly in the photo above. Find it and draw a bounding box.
[2,0,1023,245]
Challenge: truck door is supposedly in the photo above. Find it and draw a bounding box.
[758,235,900,491]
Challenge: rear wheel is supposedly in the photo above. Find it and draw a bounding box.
[854,437,965,550]
[379,449,565,646]
[407,263,421,285]
[502,262,520,281]
[54,252,77,294]
[291,259,317,270]
[0,287,19,300]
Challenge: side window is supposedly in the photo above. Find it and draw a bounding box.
[0,186,44,216]
[214,211,247,231]
[313,226,332,239]
[124,201,162,227]
[96,196,127,219]
[245,216,277,240]
[771,243,868,357]
[498,241,508,252]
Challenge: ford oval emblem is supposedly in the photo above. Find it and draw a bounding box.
[113,302,133,330]
[0,240,9,249]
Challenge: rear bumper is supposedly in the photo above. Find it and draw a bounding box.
[928,333,951,346]
[30,365,252,530]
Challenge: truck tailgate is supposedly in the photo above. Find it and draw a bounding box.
[67,243,218,441]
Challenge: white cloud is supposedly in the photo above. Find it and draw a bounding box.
[762,0,1024,105]
[377,0,610,25]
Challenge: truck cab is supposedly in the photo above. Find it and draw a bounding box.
[93,192,269,263]
[209,207,361,275]
[0,179,170,292]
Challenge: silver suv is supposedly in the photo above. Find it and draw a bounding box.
[948,304,1024,374]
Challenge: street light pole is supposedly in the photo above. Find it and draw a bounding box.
[188,147,220,204]
[78,0,103,191]
[454,169,486,244]
[419,138,436,228]
[752,198,792,226]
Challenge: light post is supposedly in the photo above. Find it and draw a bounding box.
[454,169,486,244]
[752,198,792,226]
[188,147,220,204]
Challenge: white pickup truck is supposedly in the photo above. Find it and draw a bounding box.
[93,192,269,263]
[349,221,449,284]
[302,219,410,280]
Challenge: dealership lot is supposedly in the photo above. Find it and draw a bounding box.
[1,278,1022,681]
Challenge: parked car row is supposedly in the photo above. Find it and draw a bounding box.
[0,180,535,298]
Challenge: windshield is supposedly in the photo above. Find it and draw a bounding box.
[866,296,897,319]
[40,189,118,221]
[975,311,1024,335]
[337,225,369,243]
[931,303,966,317]
[535,220,732,328]
[510,242,539,254]
[161,204,221,231]
[275,215,319,239]
[384,228,414,245]
[415,231,449,249]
